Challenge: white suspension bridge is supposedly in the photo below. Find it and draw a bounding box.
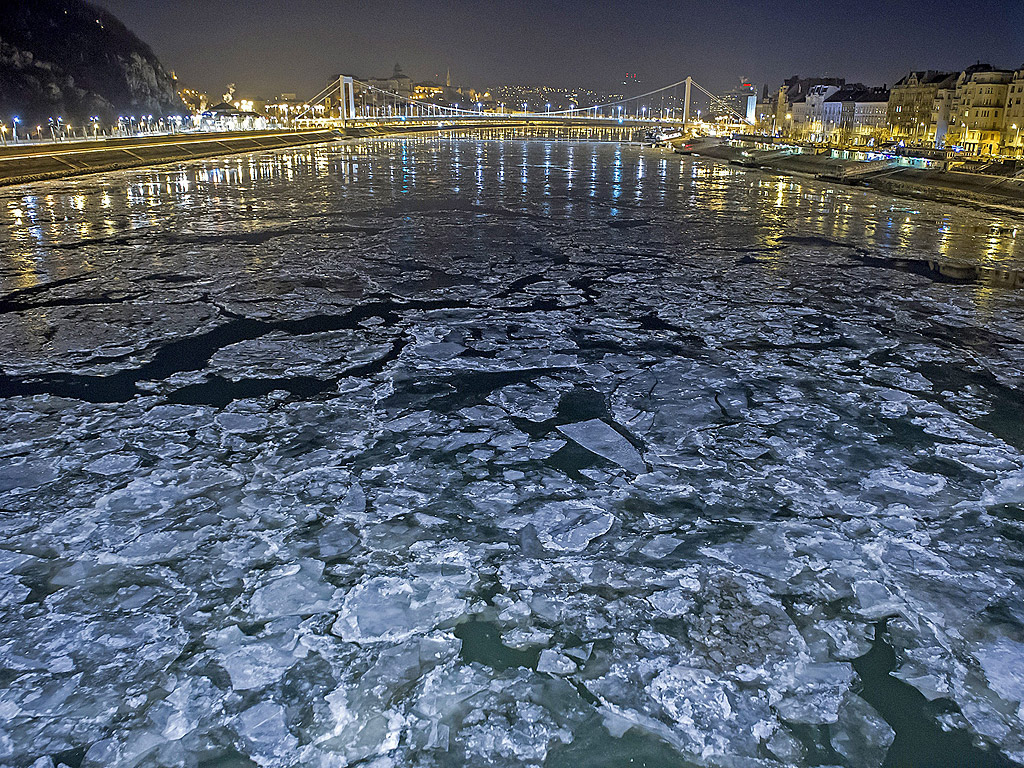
[291,75,751,132]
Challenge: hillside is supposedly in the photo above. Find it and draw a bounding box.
[0,0,185,125]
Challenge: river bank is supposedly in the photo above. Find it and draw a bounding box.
[0,129,342,186]
[675,140,1024,214]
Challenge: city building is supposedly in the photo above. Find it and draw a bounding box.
[711,80,757,123]
[944,65,1014,155]
[886,70,957,145]
[931,83,958,148]
[1003,67,1024,156]
[754,85,776,132]
[822,85,890,145]
[364,64,415,99]
[769,75,845,137]
[412,82,445,100]
[798,83,842,140]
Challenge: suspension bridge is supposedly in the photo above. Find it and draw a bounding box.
[291,75,751,132]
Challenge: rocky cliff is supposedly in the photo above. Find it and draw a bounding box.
[0,0,185,125]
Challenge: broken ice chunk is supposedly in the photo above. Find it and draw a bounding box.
[976,638,1024,708]
[235,701,298,760]
[84,452,140,475]
[249,559,338,619]
[331,576,467,643]
[862,467,946,496]
[557,419,646,473]
[215,412,267,433]
[0,460,56,491]
[647,588,693,617]
[537,649,577,676]
[853,580,903,621]
[640,535,681,559]
[538,506,615,553]
[213,626,301,691]
[415,341,466,359]
[830,692,894,765]
[775,662,854,725]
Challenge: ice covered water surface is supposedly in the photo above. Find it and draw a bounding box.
[0,134,1023,767]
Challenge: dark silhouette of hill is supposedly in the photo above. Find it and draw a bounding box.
[0,0,185,126]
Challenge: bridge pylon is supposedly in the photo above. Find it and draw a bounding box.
[337,76,356,128]
[683,77,692,127]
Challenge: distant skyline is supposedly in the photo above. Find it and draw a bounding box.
[93,0,1023,100]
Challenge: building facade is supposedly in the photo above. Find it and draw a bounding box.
[1004,67,1024,156]
[945,67,1013,155]
[768,76,845,138]
[712,80,757,122]
[887,71,957,144]
[799,84,842,140]
[822,86,889,145]
[364,64,415,99]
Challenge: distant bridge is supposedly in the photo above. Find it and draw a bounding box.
[292,75,751,132]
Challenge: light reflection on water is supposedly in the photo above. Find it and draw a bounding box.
[0,129,1021,294]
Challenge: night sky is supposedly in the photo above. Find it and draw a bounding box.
[92,0,1023,100]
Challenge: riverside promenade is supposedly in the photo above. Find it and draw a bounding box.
[0,129,342,187]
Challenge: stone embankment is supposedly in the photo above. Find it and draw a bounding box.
[0,130,341,187]
[676,140,1024,212]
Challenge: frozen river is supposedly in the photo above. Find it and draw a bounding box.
[1,132,1023,768]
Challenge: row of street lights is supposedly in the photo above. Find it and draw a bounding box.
[0,114,194,145]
